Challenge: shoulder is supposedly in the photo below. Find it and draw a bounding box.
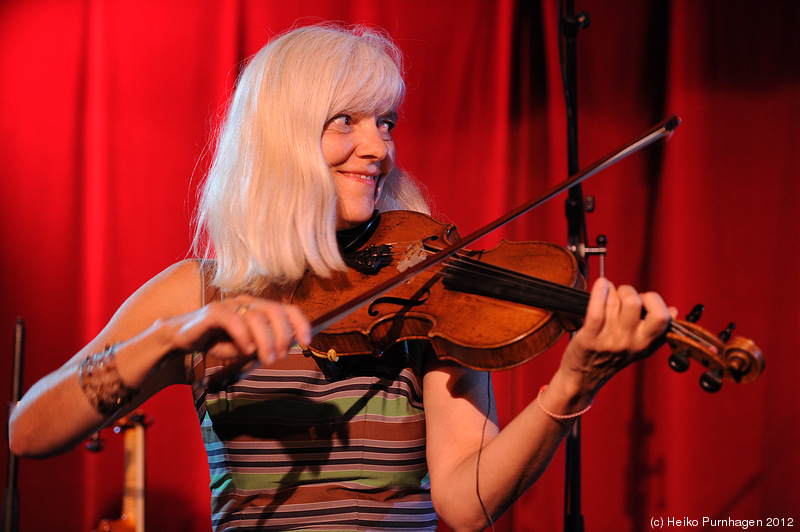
[126,259,203,310]
[99,259,205,343]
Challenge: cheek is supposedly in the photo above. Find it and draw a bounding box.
[321,134,351,166]
[383,143,396,172]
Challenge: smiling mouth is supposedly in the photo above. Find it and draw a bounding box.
[340,171,378,183]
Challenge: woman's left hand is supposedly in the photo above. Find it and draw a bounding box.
[559,277,675,399]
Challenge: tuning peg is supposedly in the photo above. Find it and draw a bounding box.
[700,366,724,393]
[668,349,691,373]
[718,322,736,343]
[686,304,704,323]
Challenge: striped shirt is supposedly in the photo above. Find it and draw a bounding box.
[191,343,437,531]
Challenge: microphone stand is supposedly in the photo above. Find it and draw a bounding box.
[560,2,590,531]
[3,318,24,532]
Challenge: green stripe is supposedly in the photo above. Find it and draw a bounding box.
[205,396,422,420]
[209,474,234,493]
[230,469,428,491]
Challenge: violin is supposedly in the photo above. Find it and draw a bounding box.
[208,115,763,391]
[292,210,764,391]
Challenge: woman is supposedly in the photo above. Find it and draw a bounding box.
[8,24,672,531]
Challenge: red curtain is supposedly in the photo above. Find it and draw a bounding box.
[1,1,797,530]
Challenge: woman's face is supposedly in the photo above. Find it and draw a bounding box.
[321,111,397,229]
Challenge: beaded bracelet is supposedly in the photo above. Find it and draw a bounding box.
[79,343,139,416]
[536,385,592,420]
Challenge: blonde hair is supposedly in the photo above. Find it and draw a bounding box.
[193,24,430,292]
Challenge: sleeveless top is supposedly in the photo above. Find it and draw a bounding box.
[190,270,438,531]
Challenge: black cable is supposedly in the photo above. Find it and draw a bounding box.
[475,372,496,532]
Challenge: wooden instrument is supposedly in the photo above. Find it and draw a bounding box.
[91,411,148,532]
[206,115,764,392]
[293,210,764,390]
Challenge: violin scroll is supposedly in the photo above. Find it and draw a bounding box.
[665,308,764,392]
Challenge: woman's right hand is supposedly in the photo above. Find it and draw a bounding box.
[8,260,312,457]
[163,294,312,368]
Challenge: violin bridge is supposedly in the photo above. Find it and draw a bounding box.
[397,241,427,272]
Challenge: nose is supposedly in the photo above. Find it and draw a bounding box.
[353,121,389,161]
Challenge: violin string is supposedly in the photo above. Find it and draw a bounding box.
[440,253,590,315]
[357,243,587,315]
[435,253,725,352]
[363,239,437,252]
[446,252,588,299]
[442,267,584,314]
[375,243,721,351]
[667,320,719,352]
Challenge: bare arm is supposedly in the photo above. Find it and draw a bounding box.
[8,260,311,458]
[425,278,673,531]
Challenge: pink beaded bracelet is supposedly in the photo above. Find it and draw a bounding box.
[536,385,592,420]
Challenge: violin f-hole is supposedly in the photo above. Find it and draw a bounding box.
[368,290,431,316]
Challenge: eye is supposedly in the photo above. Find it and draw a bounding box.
[325,114,353,132]
[377,118,395,132]
[377,113,397,139]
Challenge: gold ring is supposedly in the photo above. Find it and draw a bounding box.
[235,304,250,315]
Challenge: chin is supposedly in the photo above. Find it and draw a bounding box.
[338,208,376,229]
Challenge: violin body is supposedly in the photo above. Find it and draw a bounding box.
[289,210,764,389]
[293,210,585,371]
